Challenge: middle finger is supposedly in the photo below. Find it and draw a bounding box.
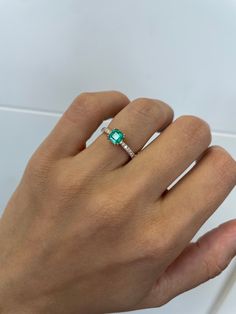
[123,115,212,201]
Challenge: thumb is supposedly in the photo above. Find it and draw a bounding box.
[133,219,236,310]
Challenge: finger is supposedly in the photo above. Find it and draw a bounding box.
[152,146,236,262]
[123,115,212,201]
[81,97,174,170]
[133,219,236,310]
[35,91,130,159]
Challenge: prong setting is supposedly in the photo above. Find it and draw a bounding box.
[101,127,136,159]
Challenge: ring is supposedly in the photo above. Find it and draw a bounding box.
[101,127,136,159]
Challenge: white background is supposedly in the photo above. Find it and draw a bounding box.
[0,1,235,313]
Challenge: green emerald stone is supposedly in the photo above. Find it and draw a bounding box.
[108,129,124,144]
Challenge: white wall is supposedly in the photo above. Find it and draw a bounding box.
[0,1,235,313]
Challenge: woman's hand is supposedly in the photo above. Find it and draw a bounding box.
[0,91,235,314]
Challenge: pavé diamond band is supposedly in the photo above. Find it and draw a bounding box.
[101,127,136,159]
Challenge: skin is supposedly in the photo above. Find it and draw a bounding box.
[0,90,235,314]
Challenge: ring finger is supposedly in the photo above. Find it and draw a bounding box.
[79,97,174,170]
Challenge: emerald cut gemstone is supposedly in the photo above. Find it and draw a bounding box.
[108,129,124,144]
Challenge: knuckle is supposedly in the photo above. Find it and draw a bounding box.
[195,241,214,280]
[196,240,225,280]
[207,145,236,184]
[176,115,212,145]
[75,92,99,109]
[76,92,97,103]
[109,90,130,100]
[65,92,100,123]
[211,260,228,278]
[130,98,166,121]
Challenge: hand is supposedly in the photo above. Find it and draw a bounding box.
[0,91,235,314]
